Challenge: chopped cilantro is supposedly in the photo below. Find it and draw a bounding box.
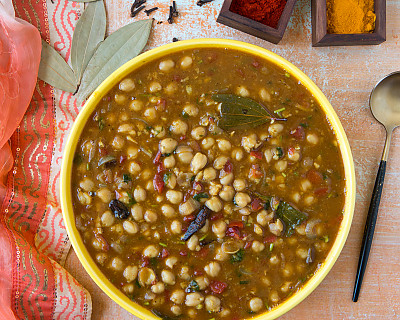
[86,163,90,171]
[276,147,284,158]
[181,111,189,119]
[149,257,158,268]
[123,173,132,183]
[159,242,167,247]
[163,173,172,183]
[98,117,105,130]
[300,122,309,128]
[239,280,249,284]
[193,192,210,202]
[285,72,291,78]
[269,243,274,251]
[231,248,244,263]
[186,280,200,293]
[127,192,136,206]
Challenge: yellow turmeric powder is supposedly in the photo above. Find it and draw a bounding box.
[327,0,376,34]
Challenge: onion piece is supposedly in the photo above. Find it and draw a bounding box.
[98,155,116,167]
[305,219,321,239]
[221,239,244,254]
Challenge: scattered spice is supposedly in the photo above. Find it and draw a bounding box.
[172,37,179,42]
[229,0,287,29]
[168,1,178,24]
[327,0,375,34]
[131,4,145,18]
[144,7,158,16]
[197,0,214,6]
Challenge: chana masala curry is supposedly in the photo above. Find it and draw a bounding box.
[72,48,345,319]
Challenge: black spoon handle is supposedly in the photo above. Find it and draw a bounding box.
[352,160,386,302]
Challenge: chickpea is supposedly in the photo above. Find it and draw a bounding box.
[270,291,280,303]
[257,210,273,226]
[288,147,301,161]
[203,167,217,182]
[264,149,273,163]
[180,56,193,69]
[138,267,156,287]
[144,107,157,121]
[166,190,183,204]
[195,276,210,290]
[179,199,200,216]
[205,295,221,312]
[231,148,244,161]
[162,204,176,218]
[77,190,91,205]
[161,270,176,285]
[204,261,221,277]
[252,240,265,253]
[201,137,215,150]
[268,123,284,136]
[254,223,264,235]
[129,161,141,175]
[212,220,227,236]
[259,88,271,102]
[296,248,309,259]
[241,134,258,152]
[249,297,263,312]
[134,186,147,202]
[160,138,178,154]
[170,289,185,304]
[269,255,280,265]
[112,135,125,149]
[300,179,312,192]
[130,99,143,112]
[165,256,178,269]
[101,210,115,227]
[191,126,206,140]
[143,245,159,258]
[144,210,158,223]
[185,293,204,307]
[159,59,175,72]
[191,153,208,173]
[123,220,139,234]
[114,93,127,105]
[269,219,284,236]
[183,105,198,119]
[209,182,222,196]
[307,133,319,145]
[236,85,250,97]
[171,119,188,135]
[166,173,177,189]
[215,246,229,261]
[179,266,191,280]
[126,147,139,160]
[171,220,182,234]
[123,265,138,282]
[233,179,247,192]
[213,156,228,170]
[234,192,251,208]
[80,177,94,192]
[131,204,144,221]
[176,145,194,164]
[187,235,200,251]
[292,192,301,203]
[171,306,182,316]
[149,81,162,93]
[275,160,288,172]
[165,82,178,95]
[304,195,315,206]
[220,172,234,185]
[205,196,223,212]
[119,78,135,92]
[164,155,176,169]
[110,257,124,271]
[217,139,232,152]
[151,282,165,294]
[96,252,107,265]
[219,185,235,201]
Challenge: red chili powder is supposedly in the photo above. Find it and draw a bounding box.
[230,0,287,29]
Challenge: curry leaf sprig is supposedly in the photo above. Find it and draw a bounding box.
[38,0,152,101]
[212,94,286,130]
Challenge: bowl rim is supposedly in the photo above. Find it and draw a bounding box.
[60,38,356,320]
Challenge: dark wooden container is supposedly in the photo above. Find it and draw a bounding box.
[217,0,298,44]
[312,0,386,47]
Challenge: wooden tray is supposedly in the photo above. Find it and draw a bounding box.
[312,0,386,46]
[217,0,298,44]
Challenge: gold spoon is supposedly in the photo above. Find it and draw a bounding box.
[353,71,400,302]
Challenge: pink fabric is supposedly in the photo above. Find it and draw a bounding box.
[0,0,41,318]
[0,0,41,200]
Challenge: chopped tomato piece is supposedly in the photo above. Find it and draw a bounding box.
[228,221,244,229]
[153,174,164,193]
[153,150,162,164]
[179,250,188,256]
[249,164,263,179]
[183,215,195,222]
[307,169,323,185]
[291,126,305,140]
[193,181,204,192]
[226,226,242,239]
[210,281,228,294]
[157,163,165,173]
[244,241,252,249]
[251,198,264,211]
[250,150,263,159]
[196,247,209,258]
[156,98,166,111]
[210,212,223,221]
[315,187,329,197]
[264,235,277,243]
[193,269,204,276]
[141,257,150,267]
[161,248,169,259]
[223,160,233,173]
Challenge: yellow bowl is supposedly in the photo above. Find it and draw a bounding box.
[61,38,355,320]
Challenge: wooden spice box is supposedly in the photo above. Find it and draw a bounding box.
[217,0,298,44]
[312,0,386,46]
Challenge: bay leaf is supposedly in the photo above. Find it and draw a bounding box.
[38,40,77,93]
[71,0,106,85]
[212,94,279,130]
[77,19,153,102]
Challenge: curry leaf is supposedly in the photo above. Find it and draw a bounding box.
[77,19,153,102]
[276,201,308,236]
[38,40,77,93]
[71,0,106,85]
[212,94,282,130]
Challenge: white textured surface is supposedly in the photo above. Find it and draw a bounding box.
[65,0,400,319]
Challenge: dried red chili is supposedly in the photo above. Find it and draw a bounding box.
[230,0,287,29]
